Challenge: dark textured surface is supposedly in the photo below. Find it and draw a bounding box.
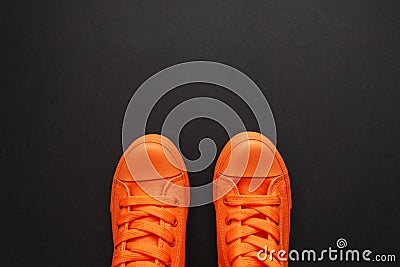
[2,1,400,266]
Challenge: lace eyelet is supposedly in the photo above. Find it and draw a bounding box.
[169,238,176,247]
[225,217,231,225]
[172,218,178,227]
[223,197,228,205]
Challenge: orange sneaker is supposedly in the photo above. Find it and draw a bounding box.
[213,132,292,267]
[110,134,190,267]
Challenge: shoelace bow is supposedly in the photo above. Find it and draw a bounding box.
[112,196,178,267]
[224,195,281,267]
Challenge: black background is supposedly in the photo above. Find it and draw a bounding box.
[2,1,400,266]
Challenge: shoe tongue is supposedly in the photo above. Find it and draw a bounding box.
[125,179,167,196]
[236,177,275,195]
[236,176,281,249]
[121,180,163,262]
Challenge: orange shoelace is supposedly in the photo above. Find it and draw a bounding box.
[224,195,281,267]
[112,196,178,267]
